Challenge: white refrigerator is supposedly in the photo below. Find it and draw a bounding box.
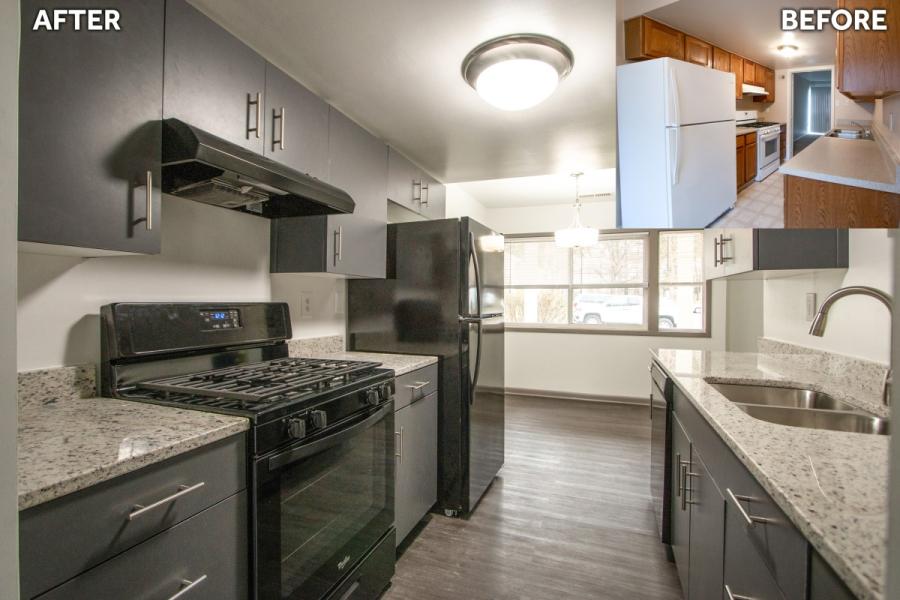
[617,58,736,227]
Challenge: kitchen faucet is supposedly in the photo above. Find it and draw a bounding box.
[808,286,893,406]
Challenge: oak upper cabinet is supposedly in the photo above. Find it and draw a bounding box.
[19,0,164,255]
[685,36,712,68]
[764,68,775,101]
[263,64,329,181]
[836,0,900,99]
[624,16,685,61]
[712,47,730,72]
[730,53,744,99]
[742,59,756,85]
[164,0,266,154]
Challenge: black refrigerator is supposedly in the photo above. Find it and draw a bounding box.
[347,217,505,517]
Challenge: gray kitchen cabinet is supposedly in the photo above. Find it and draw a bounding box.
[388,147,445,220]
[685,449,725,600]
[164,0,266,155]
[809,549,855,600]
[263,63,330,181]
[18,0,164,255]
[327,108,388,222]
[420,173,447,220]
[670,415,691,599]
[36,491,248,600]
[703,229,849,280]
[394,382,438,546]
[723,501,787,600]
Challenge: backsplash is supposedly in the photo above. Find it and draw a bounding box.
[18,364,96,410]
[287,336,345,357]
[874,94,900,163]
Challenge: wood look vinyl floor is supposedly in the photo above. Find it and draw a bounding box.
[383,395,683,600]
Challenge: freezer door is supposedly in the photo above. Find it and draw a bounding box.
[461,217,505,318]
[667,121,736,227]
[664,58,735,127]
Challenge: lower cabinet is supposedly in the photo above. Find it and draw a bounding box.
[685,447,725,600]
[670,416,691,599]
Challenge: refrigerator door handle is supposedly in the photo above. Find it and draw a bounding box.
[467,231,484,403]
[667,64,681,127]
[470,320,483,404]
[668,128,680,186]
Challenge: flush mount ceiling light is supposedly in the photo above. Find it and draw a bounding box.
[555,172,598,249]
[777,44,800,57]
[461,34,574,111]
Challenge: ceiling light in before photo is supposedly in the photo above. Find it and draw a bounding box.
[778,43,800,57]
[462,34,574,111]
[555,172,598,249]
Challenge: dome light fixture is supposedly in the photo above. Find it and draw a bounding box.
[555,172,599,249]
[462,34,574,111]
[777,43,799,57]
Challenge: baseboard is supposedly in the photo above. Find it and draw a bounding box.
[504,387,646,406]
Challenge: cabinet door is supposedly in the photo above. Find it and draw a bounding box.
[736,139,745,189]
[723,229,754,276]
[687,449,725,600]
[685,36,712,68]
[765,69,776,102]
[394,392,438,545]
[743,59,756,85]
[745,142,757,184]
[326,215,387,278]
[703,229,726,280]
[164,0,266,154]
[836,0,900,98]
[327,108,388,222]
[19,0,163,254]
[712,47,730,72]
[388,147,423,213]
[264,64,329,181]
[420,175,446,220]
[730,54,744,99]
[643,18,685,60]
[723,500,787,600]
[670,415,691,599]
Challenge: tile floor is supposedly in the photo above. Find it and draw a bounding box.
[712,171,784,228]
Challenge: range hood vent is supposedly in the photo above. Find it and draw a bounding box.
[161,119,354,218]
[742,83,768,96]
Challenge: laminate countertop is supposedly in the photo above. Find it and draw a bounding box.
[651,346,889,600]
[736,126,757,136]
[779,134,900,193]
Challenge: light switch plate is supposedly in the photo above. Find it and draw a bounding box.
[299,292,312,320]
[805,293,817,321]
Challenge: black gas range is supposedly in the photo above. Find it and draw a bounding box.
[101,302,396,600]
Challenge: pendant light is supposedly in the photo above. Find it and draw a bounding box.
[554,172,599,248]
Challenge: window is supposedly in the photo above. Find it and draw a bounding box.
[504,230,708,335]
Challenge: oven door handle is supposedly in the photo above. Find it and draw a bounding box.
[266,402,392,472]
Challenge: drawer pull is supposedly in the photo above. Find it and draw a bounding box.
[724,584,755,600]
[128,482,206,521]
[168,574,208,600]
[338,580,361,600]
[726,488,773,528]
[405,381,430,392]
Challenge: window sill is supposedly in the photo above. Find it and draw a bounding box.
[504,324,711,338]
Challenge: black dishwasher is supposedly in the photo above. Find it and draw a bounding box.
[649,361,673,554]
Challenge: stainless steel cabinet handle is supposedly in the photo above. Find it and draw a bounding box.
[405,381,430,392]
[167,575,208,600]
[675,453,682,497]
[713,237,721,267]
[421,184,429,207]
[145,170,153,231]
[412,180,422,203]
[338,581,361,600]
[247,92,261,139]
[724,585,755,600]
[128,482,205,521]
[726,488,773,528]
[719,234,733,263]
[680,464,689,511]
[395,428,403,464]
[333,226,343,265]
[273,107,286,150]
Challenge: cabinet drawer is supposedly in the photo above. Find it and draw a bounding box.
[36,491,248,600]
[393,364,438,411]
[21,434,246,598]
[736,135,745,148]
[724,502,786,600]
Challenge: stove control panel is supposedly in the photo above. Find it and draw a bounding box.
[199,309,241,331]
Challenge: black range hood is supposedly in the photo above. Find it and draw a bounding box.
[161,118,354,218]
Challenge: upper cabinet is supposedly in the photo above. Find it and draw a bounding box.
[263,64,330,181]
[624,16,685,61]
[742,59,756,86]
[387,147,446,220]
[19,0,164,255]
[703,229,848,280]
[684,36,712,68]
[836,0,900,99]
[729,53,743,99]
[163,0,266,154]
[327,109,388,223]
[712,47,730,73]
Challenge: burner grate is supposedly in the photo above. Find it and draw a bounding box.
[136,357,381,407]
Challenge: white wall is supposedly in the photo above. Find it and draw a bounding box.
[270,275,346,341]
[762,229,895,365]
[487,200,617,235]
[1,2,19,597]
[444,185,493,229]
[874,94,900,158]
[18,196,272,370]
[725,278,764,352]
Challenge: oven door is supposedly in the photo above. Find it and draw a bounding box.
[760,131,779,166]
[254,402,394,600]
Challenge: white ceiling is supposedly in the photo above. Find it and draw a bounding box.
[646,0,837,70]
[455,169,616,208]
[188,0,617,184]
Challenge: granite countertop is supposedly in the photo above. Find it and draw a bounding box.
[18,396,249,511]
[651,346,888,600]
[779,135,900,193]
[291,348,438,376]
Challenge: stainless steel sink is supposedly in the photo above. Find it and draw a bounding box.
[709,382,858,411]
[826,128,874,140]
[735,404,890,435]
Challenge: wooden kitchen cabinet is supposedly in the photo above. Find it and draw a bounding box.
[735,135,746,190]
[712,47,730,72]
[19,0,164,255]
[745,137,757,185]
[779,125,787,163]
[754,67,776,103]
[703,229,848,280]
[836,0,900,99]
[624,16,685,61]
[742,59,757,86]
[784,175,900,228]
[684,36,712,68]
[730,53,744,99]
[164,0,266,155]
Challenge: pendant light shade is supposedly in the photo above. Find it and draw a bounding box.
[555,172,599,248]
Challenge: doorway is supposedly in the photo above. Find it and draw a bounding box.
[791,70,832,156]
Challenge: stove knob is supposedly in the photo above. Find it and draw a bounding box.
[309,410,327,430]
[365,388,381,406]
[380,382,394,399]
[287,417,307,440]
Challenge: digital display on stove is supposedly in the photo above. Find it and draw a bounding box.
[199,309,241,331]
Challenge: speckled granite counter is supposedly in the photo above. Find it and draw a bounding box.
[18,366,249,511]
[779,134,900,194]
[288,336,438,376]
[651,345,888,600]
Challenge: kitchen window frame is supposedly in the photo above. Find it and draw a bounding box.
[504,230,712,338]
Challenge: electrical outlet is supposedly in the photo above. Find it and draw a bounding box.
[299,292,312,320]
[805,293,817,322]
